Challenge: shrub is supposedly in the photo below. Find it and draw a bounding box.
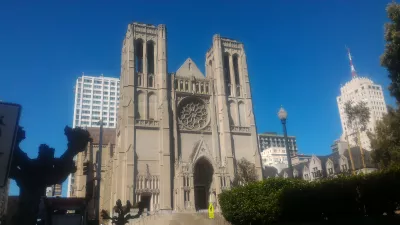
[219,178,307,225]
[219,167,400,225]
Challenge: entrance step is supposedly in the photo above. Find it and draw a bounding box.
[129,212,231,225]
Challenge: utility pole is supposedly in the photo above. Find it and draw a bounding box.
[94,119,104,224]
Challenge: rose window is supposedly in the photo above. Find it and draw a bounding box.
[178,98,209,130]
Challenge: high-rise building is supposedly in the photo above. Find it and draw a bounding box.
[73,75,120,128]
[45,184,62,197]
[67,75,120,197]
[336,49,387,150]
[331,139,348,154]
[258,132,298,154]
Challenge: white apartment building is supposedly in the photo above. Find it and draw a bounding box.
[73,75,120,128]
[261,147,288,166]
[261,147,311,173]
[337,77,387,150]
[67,74,120,197]
[258,132,298,155]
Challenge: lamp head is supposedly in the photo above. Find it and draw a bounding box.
[278,106,288,120]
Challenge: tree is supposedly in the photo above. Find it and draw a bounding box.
[344,100,371,133]
[232,158,258,187]
[381,2,400,104]
[343,100,371,169]
[368,106,400,169]
[367,2,400,169]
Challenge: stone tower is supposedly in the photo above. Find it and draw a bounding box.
[111,22,262,213]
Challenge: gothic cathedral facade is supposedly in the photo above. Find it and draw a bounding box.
[112,22,262,212]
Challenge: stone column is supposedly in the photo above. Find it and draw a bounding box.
[241,50,263,180]
[118,23,137,203]
[210,79,221,164]
[157,24,172,211]
[150,193,154,212]
[189,174,195,209]
[212,35,235,178]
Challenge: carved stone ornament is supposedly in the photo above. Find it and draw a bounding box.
[176,96,186,104]
[230,126,250,133]
[178,97,209,130]
[135,119,159,127]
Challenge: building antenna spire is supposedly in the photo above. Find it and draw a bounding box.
[346,46,357,79]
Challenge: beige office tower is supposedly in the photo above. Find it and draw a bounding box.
[103,22,262,213]
[337,48,388,151]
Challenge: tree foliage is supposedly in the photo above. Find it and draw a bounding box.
[368,106,400,169]
[232,158,258,187]
[367,2,400,169]
[344,100,371,132]
[219,167,400,225]
[381,2,400,103]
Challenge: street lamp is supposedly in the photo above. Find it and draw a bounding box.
[278,106,293,178]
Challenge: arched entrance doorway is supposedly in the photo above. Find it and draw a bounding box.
[193,157,213,210]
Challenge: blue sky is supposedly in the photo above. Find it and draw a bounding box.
[0,0,396,196]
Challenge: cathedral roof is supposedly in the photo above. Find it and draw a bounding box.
[175,58,205,79]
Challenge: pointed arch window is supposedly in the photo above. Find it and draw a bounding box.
[208,60,213,77]
[233,54,240,85]
[223,53,231,96]
[137,74,142,86]
[135,39,144,73]
[229,101,237,125]
[233,54,241,96]
[137,92,145,119]
[148,75,154,88]
[148,93,157,120]
[147,41,155,75]
[238,101,246,126]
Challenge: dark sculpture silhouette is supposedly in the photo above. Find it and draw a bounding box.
[101,200,144,225]
[8,126,91,225]
[0,115,5,137]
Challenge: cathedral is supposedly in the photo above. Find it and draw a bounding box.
[110,22,262,212]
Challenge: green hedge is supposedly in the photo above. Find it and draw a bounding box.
[218,167,400,225]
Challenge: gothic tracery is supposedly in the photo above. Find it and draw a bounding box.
[178,98,209,130]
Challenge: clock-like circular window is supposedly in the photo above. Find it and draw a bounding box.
[178,97,209,130]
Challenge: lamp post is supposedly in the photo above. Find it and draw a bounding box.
[278,106,293,178]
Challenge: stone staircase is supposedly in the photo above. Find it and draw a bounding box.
[129,211,231,225]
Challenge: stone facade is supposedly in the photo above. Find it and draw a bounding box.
[272,147,377,180]
[107,22,262,213]
[72,127,116,220]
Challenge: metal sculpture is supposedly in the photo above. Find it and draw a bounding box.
[9,126,91,225]
[101,200,144,225]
